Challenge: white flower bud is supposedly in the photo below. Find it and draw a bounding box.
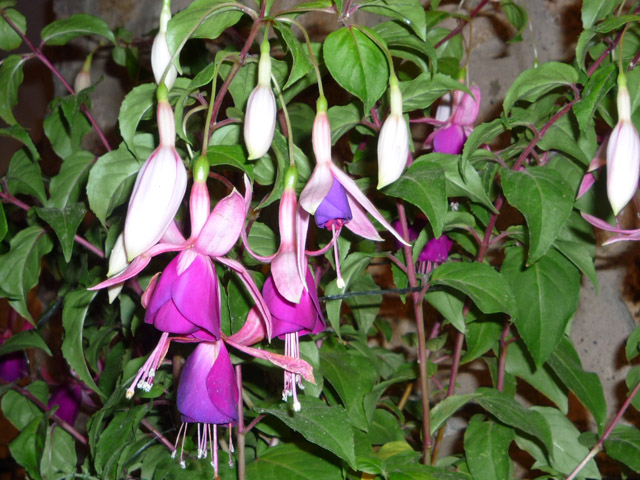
[151,0,177,90]
[377,78,409,189]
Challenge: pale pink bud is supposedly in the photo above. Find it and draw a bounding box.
[151,0,177,90]
[377,78,409,189]
[107,233,127,303]
[74,54,92,93]
[123,98,187,261]
[607,81,640,215]
[244,41,276,160]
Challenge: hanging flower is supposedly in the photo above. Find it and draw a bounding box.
[48,384,83,425]
[244,39,276,160]
[418,235,453,263]
[123,84,187,261]
[606,73,640,215]
[377,75,409,188]
[151,0,177,90]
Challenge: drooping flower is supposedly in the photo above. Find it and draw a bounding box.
[299,98,409,286]
[606,72,640,215]
[151,0,177,90]
[48,384,82,425]
[244,39,276,160]
[425,85,481,155]
[123,84,187,261]
[0,346,27,383]
[377,75,409,188]
[263,269,325,411]
[418,235,453,263]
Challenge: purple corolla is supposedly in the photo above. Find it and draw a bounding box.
[48,384,82,425]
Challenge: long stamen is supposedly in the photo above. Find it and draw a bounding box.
[179,423,187,469]
[213,424,219,478]
[331,224,345,288]
[228,425,234,467]
[127,332,171,398]
[172,422,185,458]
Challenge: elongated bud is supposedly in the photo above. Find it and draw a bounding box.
[244,39,276,159]
[107,233,127,303]
[156,85,175,146]
[377,76,409,189]
[312,98,331,164]
[74,53,92,93]
[606,73,640,215]
[190,156,211,237]
[151,0,177,90]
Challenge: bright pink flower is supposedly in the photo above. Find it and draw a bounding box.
[418,235,453,263]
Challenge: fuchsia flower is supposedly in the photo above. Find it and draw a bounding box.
[299,98,408,286]
[151,0,177,90]
[425,85,481,155]
[419,236,453,263]
[123,84,187,261]
[244,39,276,160]
[0,349,27,383]
[606,73,640,215]
[48,384,82,425]
[377,75,409,188]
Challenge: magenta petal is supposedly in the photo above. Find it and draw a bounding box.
[194,189,245,257]
[418,235,453,263]
[48,385,82,425]
[0,352,27,382]
[150,301,198,335]
[177,342,238,425]
[146,256,179,318]
[433,125,465,155]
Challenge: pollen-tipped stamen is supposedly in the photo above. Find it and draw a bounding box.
[331,224,345,289]
[126,332,170,398]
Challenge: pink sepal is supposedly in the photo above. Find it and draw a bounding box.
[89,255,152,290]
[577,172,596,199]
[195,189,245,256]
[160,221,185,244]
[344,196,383,241]
[224,336,315,384]
[141,272,161,309]
[189,180,211,238]
[299,163,333,214]
[227,307,266,346]
[452,85,481,126]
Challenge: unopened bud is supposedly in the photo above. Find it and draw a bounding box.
[74,54,92,92]
[377,77,409,189]
[151,0,177,90]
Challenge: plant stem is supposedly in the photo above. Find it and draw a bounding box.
[434,0,490,49]
[397,200,431,464]
[141,418,174,451]
[236,365,246,480]
[0,379,88,445]
[496,321,511,392]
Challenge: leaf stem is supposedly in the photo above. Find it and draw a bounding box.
[434,0,490,49]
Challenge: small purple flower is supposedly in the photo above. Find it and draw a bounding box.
[0,351,27,383]
[314,179,353,230]
[48,385,82,425]
[145,250,220,341]
[418,235,453,263]
[433,125,466,155]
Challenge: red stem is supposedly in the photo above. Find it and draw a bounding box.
[434,0,490,49]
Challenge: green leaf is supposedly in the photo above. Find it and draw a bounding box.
[323,26,389,112]
[461,317,503,364]
[604,425,640,472]
[537,113,597,166]
[0,8,25,50]
[464,419,514,480]
[399,72,469,112]
[501,247,580,366]
[384,161,447,237]
[553,239,598,291]
[573,64,616,132]
[374,21,437,73]
[9,416,44,480]
[582,0,624,29]
[166,0,243,61]
[430,262,515,316]
[501,167,574,263]
[505,340,568,414]
[474,387,553,454]
[245,222,277,259]
[61,289,102,396]
[246,442,342,480]
[0,203,6,243]
[1,387,45,432]
[461,118,504,174]
[389,464,472,480]
[43,97,92,159]
[0,54,25,124]
[206,144,253,177]
[274,21,313,89]
[429,393,478,435]
[593,14,640,33]
[48,150,94,209]
[6,149,47,205]
[40,427,77,479]
[0,329,51,356]
[328,103,362,144]
[86,143,141,226]
[626,325,640,361]
[503,62,578,114]
[360,0,427,41]
[501,0,528,42]
[256,396,356,468]
[118,83,156,158]
[40,14,115,45]
[320,347,378,431]
[0,227,52,322]
[346,274,381,335]
[35,203,87,262]
[425,288,465,333]
[515,406,600,479]
[0,124,39,160]
[545,336,606,433]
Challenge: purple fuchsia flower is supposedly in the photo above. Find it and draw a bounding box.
[48,384,82,425]
[391,219,452,273]
[299,97,409,286]
[422,85,481,155]
[377,75,409,188]
[262,269,325,411]
[123,84,187,261]
[173,341,238,474]
[244,39,277,160]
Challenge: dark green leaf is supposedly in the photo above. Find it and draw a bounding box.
[118,83,156,158]
[464,419,514,480]
[35,203,87,262]
[1,383,48,430]
[503,62,578,114]
[0,227,52,322]
[246,442,342,480]
[256,396,356,468]
[573,64,616,132]
[48,150,94,209]
[429,393,478,435]
[0,54,25,124]
[501,167,574,263]
[374,21,437,73]
[86,143,141,226]
[399,72,469,112]
[360,0,427,41]
[274,21,313,89]
[474,387,553,454]
[603,425,640,471]
[6,149,47,204]
[546,336,606,433]
[430,262,515,316]
[0,329,51,356]
[328,103,361,144]
[323,26,389,111]
[537,114,597,166]
[43,97,92,159]
[0,203,6,243]
[40,14,115,45]
[501,0,528,42]
[206,145,253,177]
[389,464,472,480]
[501,247,580,366]
[425,288,465,333]
[461,317,503,364]
[9,416,44,480]
[0,8,25,50]
[346,274,381,335]
[61,289,102,396]
[626,325,640,361]
[593,14,640,33]
[40,427,77,479]
[384,161,447,237]
[0,124,38,160]
[461,118,504,174]
[582,0,624,29]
